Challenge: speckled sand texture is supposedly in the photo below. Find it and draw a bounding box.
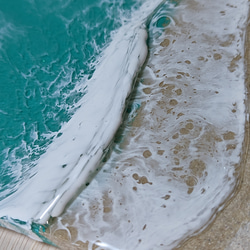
[0,1,250,250]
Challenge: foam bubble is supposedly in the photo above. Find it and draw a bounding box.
[43,0,249,249]
[0,0,168,236]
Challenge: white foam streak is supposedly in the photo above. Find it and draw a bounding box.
[0,0,167,228]
[46,0,249,249]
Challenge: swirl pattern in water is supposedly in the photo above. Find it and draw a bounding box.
[0,0,249,249]
[45,0,248,249]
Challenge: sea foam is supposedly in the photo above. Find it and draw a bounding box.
[0,0,168,238]
[43,0,249,249]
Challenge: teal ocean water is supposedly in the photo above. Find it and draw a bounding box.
[0,0,249,248]
[0,0,179,240]
[0,0,142,200]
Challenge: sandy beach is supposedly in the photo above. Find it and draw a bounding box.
[0,1,249,249]
[176,16,250,250]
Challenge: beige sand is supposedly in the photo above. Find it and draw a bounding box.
[0,7,250,250]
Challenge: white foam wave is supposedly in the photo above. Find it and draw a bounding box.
[0,0,168,231]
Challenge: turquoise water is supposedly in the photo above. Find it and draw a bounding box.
[0,0,143,200]
[1,0,247,248]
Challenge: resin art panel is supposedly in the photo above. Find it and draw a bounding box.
[0,0,249,249]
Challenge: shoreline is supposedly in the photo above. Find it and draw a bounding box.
[176,12,250,250]
[42,1,250,248]
[0,2,250,249]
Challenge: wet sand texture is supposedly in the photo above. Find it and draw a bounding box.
[177,8,250,250]
[0,0,250,249]
[43,0,249,249]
